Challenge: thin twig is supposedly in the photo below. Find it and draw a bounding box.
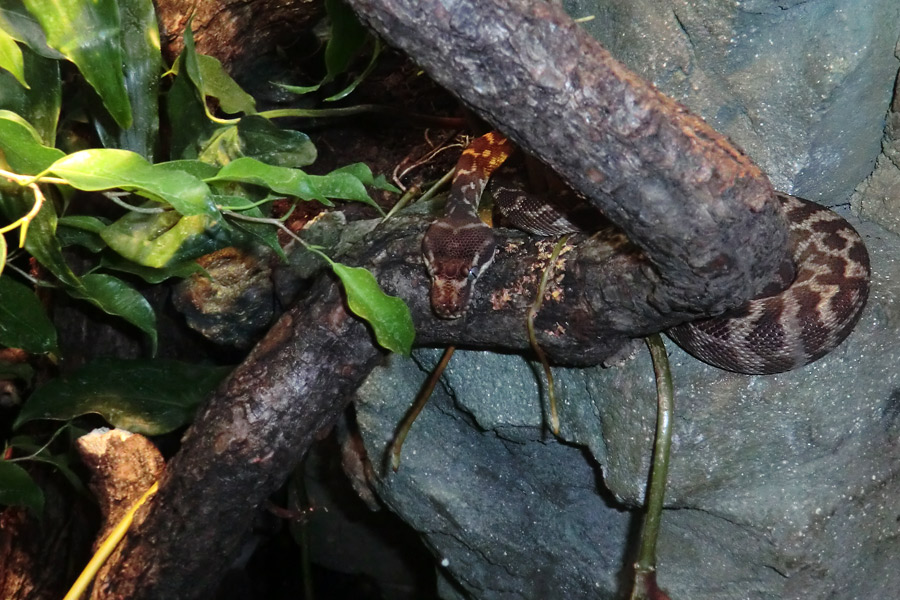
[103,191,167,214]
[526,234,571,435]
[388,346,456,471]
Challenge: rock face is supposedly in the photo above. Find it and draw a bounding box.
[564,0,900,203]
[350,2,900,598]
[854,86,900,234]
[356,211,899,599]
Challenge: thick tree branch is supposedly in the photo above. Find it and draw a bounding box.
[347,0,793,314]
[95,276,384,599]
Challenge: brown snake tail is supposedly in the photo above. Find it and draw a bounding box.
[422,133,871,374]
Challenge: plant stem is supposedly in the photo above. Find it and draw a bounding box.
[630,333,674,600]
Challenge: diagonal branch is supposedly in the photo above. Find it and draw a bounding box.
[347,0,793,315]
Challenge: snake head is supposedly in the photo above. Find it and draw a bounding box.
[422,218,497,319]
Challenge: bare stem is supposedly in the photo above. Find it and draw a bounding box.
[630,333,674,600]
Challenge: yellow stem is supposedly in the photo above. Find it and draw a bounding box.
[62,481,159,600]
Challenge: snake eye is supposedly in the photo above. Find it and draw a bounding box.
[467,267,478,281]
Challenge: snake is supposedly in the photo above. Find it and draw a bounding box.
[421,132,871,375]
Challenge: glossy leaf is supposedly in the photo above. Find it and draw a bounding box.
[331,262,413,355]
[21,0,131,128]
[56,216,107,253]
[98,254,202,284]
[195,54,255,116]
[235,116,316,167]
[57,214,107,234]
[66,273,157,353]
[0,460,43,513]
[0,110,65,173]
[221,197,285,260]
[0,275,58,354]
[332,162,400,193]
[94,0,161,159]
[0,3,63,60]
[195,117,318,169]
[14,358,232,435]
[323,0,367,80]
[165,60,216,160]
[180,18,254,118]
[0,28,27,87]
[197,124,241,167]
[155,159,219,180]
[48,149,216,216]
[101,209,229,268]
[208,157,383,210]
[0,189,82,289]
[0,48,61,144]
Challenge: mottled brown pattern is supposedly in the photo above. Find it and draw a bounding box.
[422,133,515,318]
[426,135,870,374]
[668,194,870,373]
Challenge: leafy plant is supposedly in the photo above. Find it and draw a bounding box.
[0,0,414,512]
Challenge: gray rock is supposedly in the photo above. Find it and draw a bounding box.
[564,0,900,203]
[853,90,900,235]
[354,210,900,598]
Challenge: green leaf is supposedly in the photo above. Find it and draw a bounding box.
[66,273,157,354]
[101,209,229,268]
[47,149,217,216]
[272,81,321,96]
[323,0,368,80]
[208,157,384,211]
[195,54,256,116]
[155,159,219,180]
[0,28,27,88]
[0,3,64,60]
[332,162,400,193]
[0,110,65,173]
[14,358,232,435]
[57,214,108,234]
[21,0,131,128]
[197,124,241,167]
[331,262,413,354]
[195,117,317,169]
[179,17,254,118]
[93,0,162,159]
[0,275,58,354]
[0,460,43,513]
[165,61,217,160]
[323,38,382,102]
[209,157,330,205]
[98,254,202,284]
[57,214,108,252]
[0,48,60,144]
[221,197,286,260]
[235,116,316,167]
[0,188,82,289]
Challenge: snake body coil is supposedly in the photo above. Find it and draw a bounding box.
[422,133,870,374]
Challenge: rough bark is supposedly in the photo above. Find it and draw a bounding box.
[94,276,384,599]
[345,0,794,315]
[97,0,801,596]
[153,0,324,71]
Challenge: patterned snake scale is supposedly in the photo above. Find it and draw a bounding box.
[421,132,871,374]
